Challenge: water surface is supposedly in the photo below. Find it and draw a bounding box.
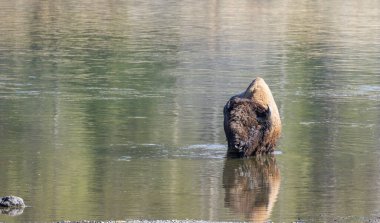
[1,0,380,222]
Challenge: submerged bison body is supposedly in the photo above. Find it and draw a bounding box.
[223,77,281,157]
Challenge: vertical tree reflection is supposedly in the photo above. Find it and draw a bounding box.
[223,156,280,222]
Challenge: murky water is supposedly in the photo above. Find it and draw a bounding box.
[1,0,380,222]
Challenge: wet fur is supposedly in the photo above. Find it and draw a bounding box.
[224,97,272,157]
[223,78,280,157]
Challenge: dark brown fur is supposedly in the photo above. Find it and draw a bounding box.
[224,97,272,157]
[223,78,281,157]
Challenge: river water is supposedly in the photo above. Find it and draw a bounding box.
[1,0,380,222]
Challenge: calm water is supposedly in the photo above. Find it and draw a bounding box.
[1,0,380,222]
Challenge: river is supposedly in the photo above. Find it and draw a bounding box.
[1,0,380,222]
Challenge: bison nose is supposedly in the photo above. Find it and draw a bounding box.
[234,141,246,151]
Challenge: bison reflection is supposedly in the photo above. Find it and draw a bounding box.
[223,156,280,222]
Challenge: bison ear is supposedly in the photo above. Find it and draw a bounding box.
[224,100,231,112]
[224,96,239,112]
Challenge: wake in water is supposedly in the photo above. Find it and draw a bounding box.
[114,143,227,160]
[116,143,281,161]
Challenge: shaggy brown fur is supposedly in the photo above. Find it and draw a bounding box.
[223,77,281,157]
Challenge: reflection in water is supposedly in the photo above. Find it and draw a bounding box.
[223,156,280,222]
[0,207,25,217]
